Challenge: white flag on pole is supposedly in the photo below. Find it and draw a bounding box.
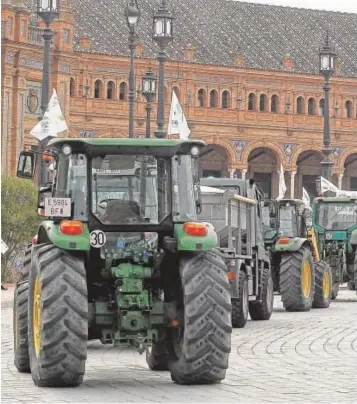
[167,91,191,140]
[1,239,9,255]
[320,176,341,195]
[30,89,68,141]
[302,187,312,210]
[277,164,287,200]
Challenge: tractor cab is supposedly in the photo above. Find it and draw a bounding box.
[17,138,205,242]
[261,199,311,247]
[312,197,357,292]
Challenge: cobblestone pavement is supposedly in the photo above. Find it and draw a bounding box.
[2,287,357,404]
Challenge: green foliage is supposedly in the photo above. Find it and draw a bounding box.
[1,176,40,282]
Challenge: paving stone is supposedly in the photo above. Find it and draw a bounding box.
[1,288,357,403]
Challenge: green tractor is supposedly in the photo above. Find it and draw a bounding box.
[311,196,357,298]
[261,199,332,311]
[13,138,233,387]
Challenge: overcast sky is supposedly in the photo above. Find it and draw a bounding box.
[234,0,357,13]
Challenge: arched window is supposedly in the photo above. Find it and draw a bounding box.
[308,97,316,115]
[107,81,115,100]
[222,90,230,109]
[271,95,279,113]
[119,82,128,101]
[70,77,75,97]
[319,99,325,116]
[297,96,304,114]
[260,94,267,112]
[198,89,206,107]
[248,93,255,111]
[345,100,352,118]
[172,86,180,101]
[94,80,103,99]
[210,90,218,108]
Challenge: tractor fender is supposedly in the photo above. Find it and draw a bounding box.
[174,223,217,251]
[275,237,311,253]
[37,221,91,251]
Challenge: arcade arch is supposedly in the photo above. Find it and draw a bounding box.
[294,150,323,199]
[200,144,230,178]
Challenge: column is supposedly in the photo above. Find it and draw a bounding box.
[241,169,247,180]
[290,171,296,199]
[338,172,344,190]
[229,168,235,178]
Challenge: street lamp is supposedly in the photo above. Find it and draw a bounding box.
[319,32,336,182]
[37,0,59,187]
[152,0,173,139]
[125,0,140,138]
[142,69,157,138]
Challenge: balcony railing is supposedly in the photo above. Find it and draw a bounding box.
[28,26,44,46]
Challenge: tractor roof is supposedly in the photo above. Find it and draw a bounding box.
[47,138,206,157]
[314,196,357,203]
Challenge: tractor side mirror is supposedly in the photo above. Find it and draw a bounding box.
[270,218,280,229]
[38,186,52,209]
[17,151,36,179]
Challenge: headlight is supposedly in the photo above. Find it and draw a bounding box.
[191,146,200,157]
[62,145,72,156]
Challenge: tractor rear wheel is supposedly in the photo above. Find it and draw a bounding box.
[28,244,88,387]
[231,270,249,328]
[279,247,315,311]
[312,261,332,308]
[13,282,30,373]
[20,243,32,281]
[249,265,274,320]
[167,250,232,385]
[146,328,169,371]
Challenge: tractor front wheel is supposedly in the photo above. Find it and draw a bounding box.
[13,282,30,373]
[279,247,315,311]
[28,244,88,387]
[231,270,249,328]
[312,261,332,308]
[249,265,274,320]
[331,282,340,300]
[146,328,169,371]
[167,250,232,385]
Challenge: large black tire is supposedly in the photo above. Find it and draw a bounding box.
[167,250,232,385]
[231,270,249,328]
[20,243,32,281]
[249,264,274,320]
[28,244,88,387]
[331,282,340,300]
[13,282,30,373]
[146,328,169,371]
[279,247,315,312]
[312,261,332,308]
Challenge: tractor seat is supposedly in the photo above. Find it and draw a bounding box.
[100,200,144,224]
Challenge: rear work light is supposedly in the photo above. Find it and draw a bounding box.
[183,222,208,237]
[278,237,291,245]
[59,220,84,236]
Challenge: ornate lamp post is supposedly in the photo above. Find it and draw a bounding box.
[319,33,336,182]
[37,0,59,186]
[125,0,140,138]
[142,68,157,138]
[152,0,173,139]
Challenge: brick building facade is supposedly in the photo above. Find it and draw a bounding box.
[1,0,357,198]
